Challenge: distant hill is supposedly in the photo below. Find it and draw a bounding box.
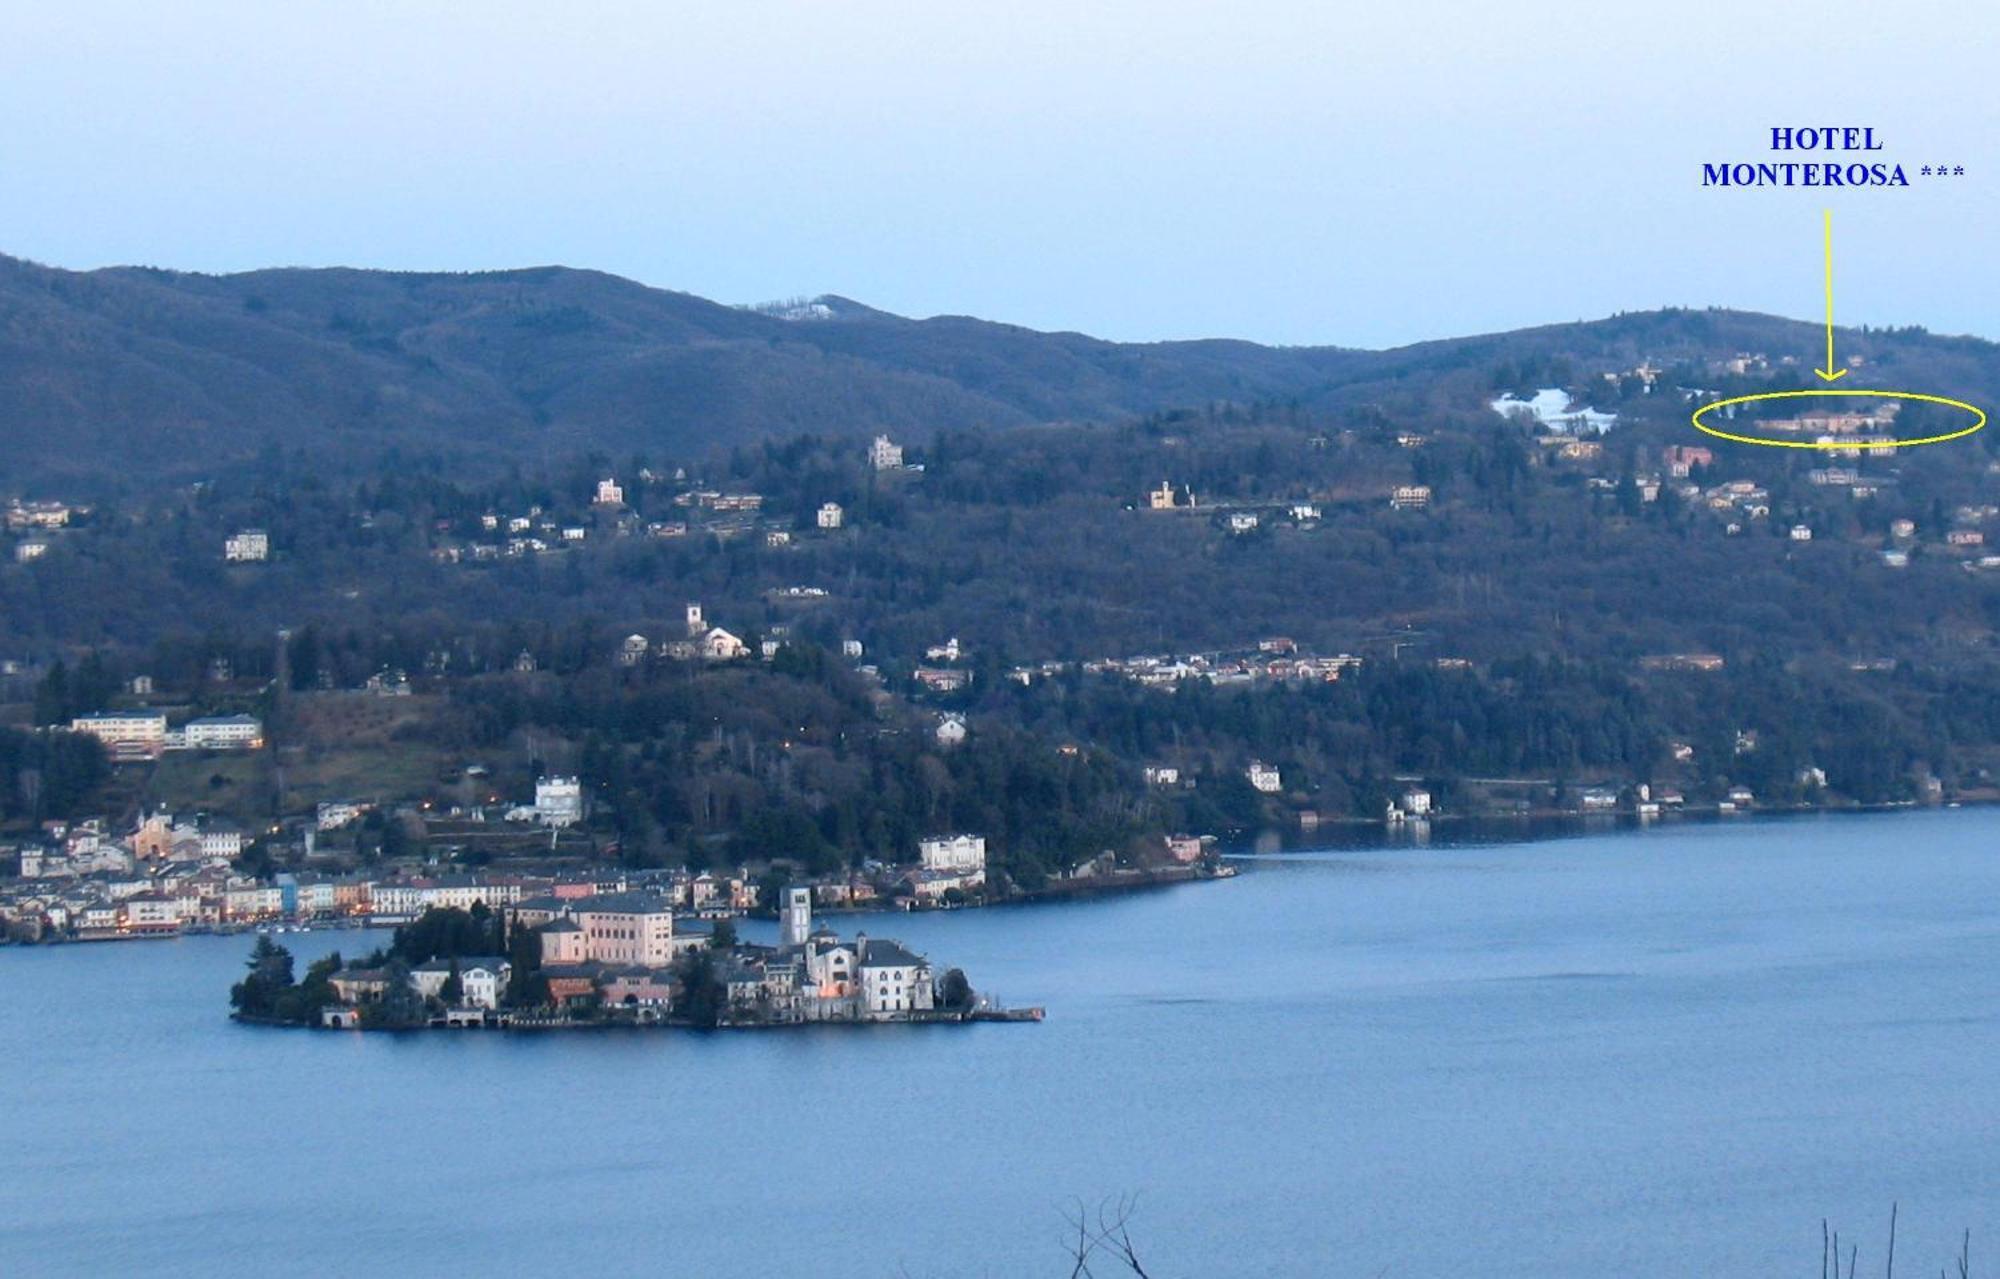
[1,252,1994,487]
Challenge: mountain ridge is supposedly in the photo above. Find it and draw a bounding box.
[1,251,1991,487]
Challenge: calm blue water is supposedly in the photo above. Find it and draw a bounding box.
[3,809,1997,1277]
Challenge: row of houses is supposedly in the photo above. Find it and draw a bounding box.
[4,825,995,942]
[1066,644,1363,690]
[999,644,1363,695]
[3,862,285,941]
[1144,482,1428,520]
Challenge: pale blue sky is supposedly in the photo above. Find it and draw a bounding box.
[1,1,1992,347]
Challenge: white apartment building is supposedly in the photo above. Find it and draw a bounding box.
[224,529,269,562]
[178,715,265,750]
[869,435,904,470]
[535,776,584,827]
[370,882,424,917]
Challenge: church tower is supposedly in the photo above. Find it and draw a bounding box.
[781,885,812,948]
[685,602,704,636]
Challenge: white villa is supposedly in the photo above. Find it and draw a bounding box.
[534,776,583,827]
[224,529,269,562]
[935,714,968,747]
[918,833,987,875]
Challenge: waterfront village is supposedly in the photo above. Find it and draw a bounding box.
[0,799,1229,946]
[231,882,1031,1031]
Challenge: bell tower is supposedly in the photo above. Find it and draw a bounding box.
[781,885,812,947]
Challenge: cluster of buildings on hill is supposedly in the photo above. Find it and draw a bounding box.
[319,886,962,1028]
[7,497,91,563]
[614,602,752,666]
[1877,506,2000,572]
[65,710,264,761]
[1001,638,1362,692]
[1140,482,1432,525]
[1753,401,1902,452]
[16,436,908,572]
[430,438,907,566]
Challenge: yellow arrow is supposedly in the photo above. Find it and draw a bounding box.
[1816,208,1849,382]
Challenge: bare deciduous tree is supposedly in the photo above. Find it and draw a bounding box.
[1060,1196,1153,1279]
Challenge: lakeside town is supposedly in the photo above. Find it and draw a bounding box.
[0,796,1231,946]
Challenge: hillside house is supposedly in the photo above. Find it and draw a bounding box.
[914,667,971,693]
[918,833,986,876]
[699,628,749,661]
[869,435,904,470]
[534,776,583,827]
[224,529,269,562]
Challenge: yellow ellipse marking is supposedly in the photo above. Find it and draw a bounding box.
[1691,388,1985,450]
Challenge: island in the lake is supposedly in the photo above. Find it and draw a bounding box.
[230,885,1038,1031]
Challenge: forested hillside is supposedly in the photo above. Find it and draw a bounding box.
[8,254,2000,866]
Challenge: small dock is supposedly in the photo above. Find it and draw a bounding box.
[970,1006,1045,1022]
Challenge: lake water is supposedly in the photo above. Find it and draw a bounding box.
[4,808,1998,1277]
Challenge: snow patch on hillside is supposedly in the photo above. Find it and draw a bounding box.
[1491,388,1618,435]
